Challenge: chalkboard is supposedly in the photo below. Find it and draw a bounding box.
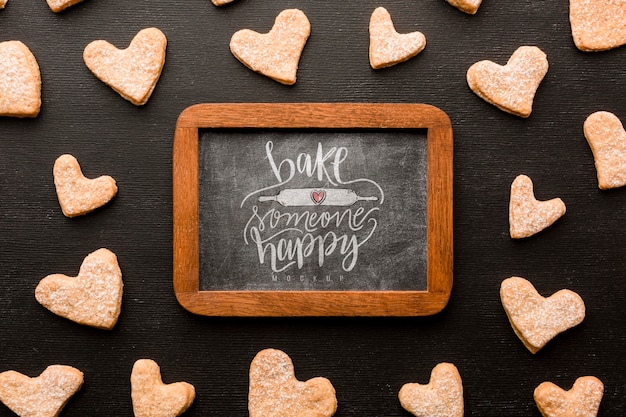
[173,103,453,316]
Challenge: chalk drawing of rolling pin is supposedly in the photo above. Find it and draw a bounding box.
[258,188,378,206]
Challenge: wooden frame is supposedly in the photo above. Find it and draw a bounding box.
[173,103,453,316]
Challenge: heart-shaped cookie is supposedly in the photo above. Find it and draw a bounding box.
[0,365,83,417]
[509,174,566,239]
[0,41,41,118]
[131,359,195,417]
[467,46,548,117]
[230,9,311,85]
[570,0,626,51]
[583,111,626,189]
[445,0,482,15]
[534,376,604,417]
[53,154,117,218]
[35,248,123,330]
[500,277,585,353]
[45,0,83,12]
[398,363,464,417]
[84,27,167,105]
[369,7,426,69]
[249,349,337,417]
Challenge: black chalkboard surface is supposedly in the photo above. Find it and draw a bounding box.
[173,103,453,316]
[198,129,428,291]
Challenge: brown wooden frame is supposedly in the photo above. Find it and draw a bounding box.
[173,103,453,316]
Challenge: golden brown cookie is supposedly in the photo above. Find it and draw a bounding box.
[500,277,585,354]
[570,0,626,51]
[0,0,7,9]
[534,376,604,417]
[84,28,167,105]
[467,46,548,117]
[230,9,311,85]
[509,174,566,239]
[249,349,337,417]
[131,359,195,417]
[35,248,123,330]
[0,365,83,417]
[53,154,118,218]
[211,0,235,5]
[398,363,464,417]
[45,0,83,12]
[0,40,41,118]
[445,0,482,15]
[583,111,626,189]
[369,7,426,69]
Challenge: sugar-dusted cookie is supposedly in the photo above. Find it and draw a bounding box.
[445,0,482,15]
[35,248,123,330]
[249,349,337,417]
[0,41,41,118]
[500,277,585,354]
[467,46,548,117]
[534,376,604,417]
[509,174,565,239]
[0,365,83,417]
[45,0,83,12]
[230,9,310,85]
[53,154,118,218]
[398,363,463,417]
[369,7,426,69]
[84,28,167,106]
[131,359,195,417]
[583,111,626,189]
[570,0,626,51]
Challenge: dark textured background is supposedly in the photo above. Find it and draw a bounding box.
[0,0,624,416]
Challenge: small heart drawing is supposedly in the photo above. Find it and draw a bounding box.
[583,111,626,190]
[399,363,464,417]
[0,40,41,118]
[509,174,566,239]
[53,154,118,218]
[45,0,84,12]
[249,349,337,417]
[311,190,326,205]
[500,277,585,354]
[534,376,604,417]
[35,248,123,330]
[230,9,311,85]
[131,359,196,417]
[570,0,626,51]
[369,7,426,69]
[83,27,167,105]
[0,365,83,417]
[467,46,548,118]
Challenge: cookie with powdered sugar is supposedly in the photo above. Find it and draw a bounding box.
[0,40,41,117]
[230,9,310,85]
[249,349,337,417]
[84,28,167,105]
[534,376,604,417]
[0,365,83,417]
[35,248,123,330]
[500,277,585,353]
[467,46,548,117]
[398,363,464,417]
[369,7,426,69]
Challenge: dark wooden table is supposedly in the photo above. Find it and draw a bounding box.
[0,1,624,416]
